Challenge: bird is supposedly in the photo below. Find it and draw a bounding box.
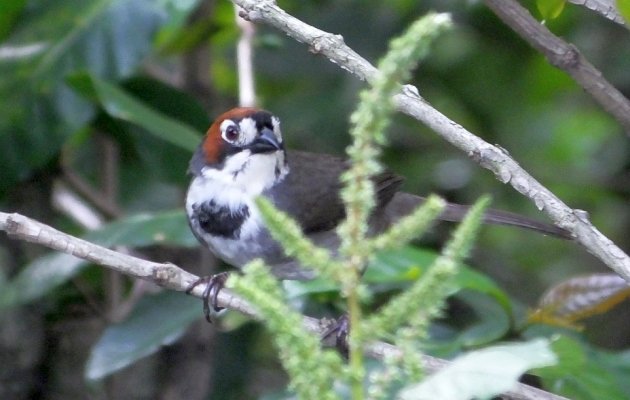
[185,107,571,319]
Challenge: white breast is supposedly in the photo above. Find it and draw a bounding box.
[186,151,289,266]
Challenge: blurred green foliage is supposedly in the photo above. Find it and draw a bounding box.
[0,0,629,399]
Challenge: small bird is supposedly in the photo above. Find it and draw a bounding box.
[186,107,570,317]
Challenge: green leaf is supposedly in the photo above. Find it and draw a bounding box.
[68,73,210,132]
[155,0,223,54]
[285,246,512,310]
[85,290,200,381]
[0,210,196,309]
[0,0,167,195]
[158,17,221,54]
[449,290,511,347]
[0,0,26,40]
[31,0,165,81]
[68,75,201,151]
[529,273,630,328]
[399,338,557,400]
[537,0,566,20]
[532,335,630,400]
[66,73,207,188]
[369,247,513,315]
[284,245,513,343]
[594,349,630,398]
[93,210,197,248]
[122,76,210,132]
[617,0,630,24]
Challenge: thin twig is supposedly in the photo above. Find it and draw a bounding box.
[231,0,630,283]
[234,3,257,107]
[485,0,630,134]
[96,133,125,322]
[62,167,122,218]
[0,211,568,400]
[52,182,104,230]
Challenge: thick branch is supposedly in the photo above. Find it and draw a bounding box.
[0,211,254,316]
[568,0,627,26]
[0,211,567,400]
[231,0,630,283]
[485,0,630,134]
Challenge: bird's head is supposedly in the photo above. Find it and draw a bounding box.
[189,108,289,193]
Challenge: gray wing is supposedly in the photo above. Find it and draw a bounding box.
[383,192,572,239]
[264,150,403,233]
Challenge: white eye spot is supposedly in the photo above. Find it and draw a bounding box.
[238,118,258,145]
[220,120,240,143]
[271,116,282,142]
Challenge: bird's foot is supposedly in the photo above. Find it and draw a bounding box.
[186,272,229,323]
[322,314,349,358]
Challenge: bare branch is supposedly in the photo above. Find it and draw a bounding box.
[569,0,627,26]
[234,4,257,107]
[0,211,568,400]
[61,167,122,218]
[231,0,630,283]
[52,182,104,230]
[485,0,630,134]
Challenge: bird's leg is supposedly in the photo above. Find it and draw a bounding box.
[322,314,350,358]
[186,272,229,323]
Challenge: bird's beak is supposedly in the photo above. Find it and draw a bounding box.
[248,127,283,154]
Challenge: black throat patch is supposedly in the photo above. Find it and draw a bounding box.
[192,200,250,239]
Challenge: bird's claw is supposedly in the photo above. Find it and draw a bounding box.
[186,272,229,323]
[322,314,349,358]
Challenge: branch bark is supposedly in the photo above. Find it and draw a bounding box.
[231,0,630,284]
[234,3,257,107]
[569,0,627,26]
[0,211,568,400]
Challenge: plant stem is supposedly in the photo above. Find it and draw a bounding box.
[348,263,364,400]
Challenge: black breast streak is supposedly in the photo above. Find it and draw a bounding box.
[231,158,250,180]
[193,200,250,239]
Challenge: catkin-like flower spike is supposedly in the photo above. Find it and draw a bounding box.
[363,198,490,396]
[368,195,446,252]
[228,260,343,400]
[338,12,453,262]
[362,196,490,341]
[441,196,490,261]
[335,14,453,399]
[256,197,345,281]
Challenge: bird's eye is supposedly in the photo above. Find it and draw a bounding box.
[224,125,239,141]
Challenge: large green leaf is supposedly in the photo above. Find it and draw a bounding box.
[85,290,200,381]
[530,334,630,400]
[447,290,511,348]
[376,246,512,315]
[617,0,630,24]
[122,76,210,132]
[0,210,196,309]
[31,0,162,81]
[369,247,513,314]
[536,0,566,20]
[284,245,513,346]
[286,246,511,306]
[65,73,207,191]
[68,74,201,151]
[0,0,168,195]
[399,338,557,400]
[0,0,26,41]
[93,210,196,247]
[286,247,509,302]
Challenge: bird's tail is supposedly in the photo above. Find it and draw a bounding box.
[384,192,571,239]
